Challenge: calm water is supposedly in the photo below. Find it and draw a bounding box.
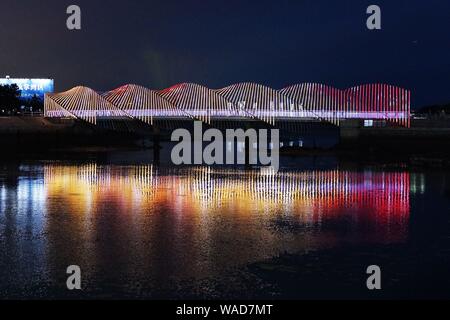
[0,155,449,298]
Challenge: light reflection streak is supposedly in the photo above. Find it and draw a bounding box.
[43,165,410,231]
[0,164,414,287]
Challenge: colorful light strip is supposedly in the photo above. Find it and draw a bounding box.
[44,83,411,127]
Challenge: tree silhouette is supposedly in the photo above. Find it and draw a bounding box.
[26,94,44,113]
[0,84,21,115]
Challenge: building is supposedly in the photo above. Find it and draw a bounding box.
[0,76,54,100]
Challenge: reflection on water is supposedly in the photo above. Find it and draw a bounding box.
[43,165,411,239]
[0,163,414,297]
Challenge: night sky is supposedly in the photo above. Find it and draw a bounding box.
[0,0,449,108]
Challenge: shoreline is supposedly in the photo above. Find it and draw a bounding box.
[175,242,450,300]
[2,116,450,168]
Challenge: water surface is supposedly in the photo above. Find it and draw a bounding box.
[0,156,448,298]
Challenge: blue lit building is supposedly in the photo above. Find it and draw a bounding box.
[0,77,54,100]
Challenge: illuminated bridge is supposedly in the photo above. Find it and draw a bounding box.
[44,83,411,128]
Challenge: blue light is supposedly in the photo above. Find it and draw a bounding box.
[0,78,54,99]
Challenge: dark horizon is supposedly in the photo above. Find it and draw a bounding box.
[1,0,449,108]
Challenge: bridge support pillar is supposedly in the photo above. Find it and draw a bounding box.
[153,126,161,165]
[339,120,362,146]
[244,123,251,167]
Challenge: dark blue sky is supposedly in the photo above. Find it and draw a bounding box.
[0,0,449,107]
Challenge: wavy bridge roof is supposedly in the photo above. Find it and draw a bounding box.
[44,83,411,127]
[45,86,129,124]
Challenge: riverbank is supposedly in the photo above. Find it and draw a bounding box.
[3,116,450,159]
[175,242,450,300]
[0,117,152,154]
